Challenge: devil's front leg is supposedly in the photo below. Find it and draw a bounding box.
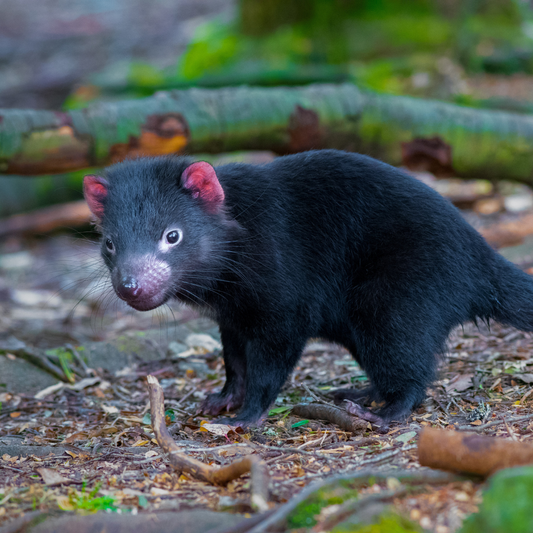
[217,333,307,427]
[200,327,247,416]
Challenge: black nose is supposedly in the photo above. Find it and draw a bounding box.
[116,276,143,301]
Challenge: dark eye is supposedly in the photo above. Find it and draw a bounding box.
[105,238,114,252]
[166,230,181,244]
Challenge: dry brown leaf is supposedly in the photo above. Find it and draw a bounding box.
[36,467,71,486]
[513,373,533,384]
[64,433,88,444]
[445,373,474,393]
[201,423,234,436]
[132,439,150,447]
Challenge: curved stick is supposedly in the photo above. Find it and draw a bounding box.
[147,375,264,486]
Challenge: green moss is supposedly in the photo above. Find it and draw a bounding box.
[333,512,422,532]
[114,335,147,353]
[287,486,360,529]
[460,466,533,533]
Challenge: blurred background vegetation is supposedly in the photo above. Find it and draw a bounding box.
[68,0,533,111]
[3,0,533,217]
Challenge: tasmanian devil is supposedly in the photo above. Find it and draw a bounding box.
[83,149,533,426]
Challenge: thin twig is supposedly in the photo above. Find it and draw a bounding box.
[275,446,414,486]
[456,413,533,431]
[176,387,197,406]
[301,383,335,406]
[65,343,93,377]
[503,417,518,441]
[520,388,533,405]
[252,442,344,463]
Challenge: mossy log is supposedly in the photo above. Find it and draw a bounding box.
[2,83,533,184]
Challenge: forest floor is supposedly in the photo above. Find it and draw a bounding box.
[1,163,533,532]
[2,3,533,530]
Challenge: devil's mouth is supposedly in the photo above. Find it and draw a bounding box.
[116,292,170,312]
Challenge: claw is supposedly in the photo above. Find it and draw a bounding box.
[344,400,390,432]
[199,392,243,416]
[215,412,267,429]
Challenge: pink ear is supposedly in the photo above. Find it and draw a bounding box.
[181,162,224,214]
[83,175,109,219]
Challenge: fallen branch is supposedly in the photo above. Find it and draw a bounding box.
[292,403,368,433]
[147,375,268,487]
[250,458,270,512]
[248,468,464,533]
[249,442,343,463]
[0,200,91,238]
[456,413,533,432]
[205,510,277,533]
[4,85,533,185]
[0,511,43,533]
[479,212,533,249]
[418,427,533,476]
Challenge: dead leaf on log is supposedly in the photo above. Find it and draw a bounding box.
[200,423,236,437]
[401,136,455,177]
[110,113,189,163]
[287,105,323,153]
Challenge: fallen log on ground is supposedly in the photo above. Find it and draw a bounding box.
[0,200,90,238]
[418,427,533,476]
[480,212,533,249]
[292,403,368,433]
[3,84,533,185]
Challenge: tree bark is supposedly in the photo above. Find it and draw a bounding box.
[2,84,533,184]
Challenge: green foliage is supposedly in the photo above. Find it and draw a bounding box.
[129,62,166,87]
[164,409,176,422]
[178,21,239,81]
[62,483,118,514]
[268,406,292,416]
[61,0,533,111]
[138,495,149,508]
[460,466,533,533]
[45,347,75,383]
[291,419,309,428]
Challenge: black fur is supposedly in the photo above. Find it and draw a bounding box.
[91,149,533,425]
